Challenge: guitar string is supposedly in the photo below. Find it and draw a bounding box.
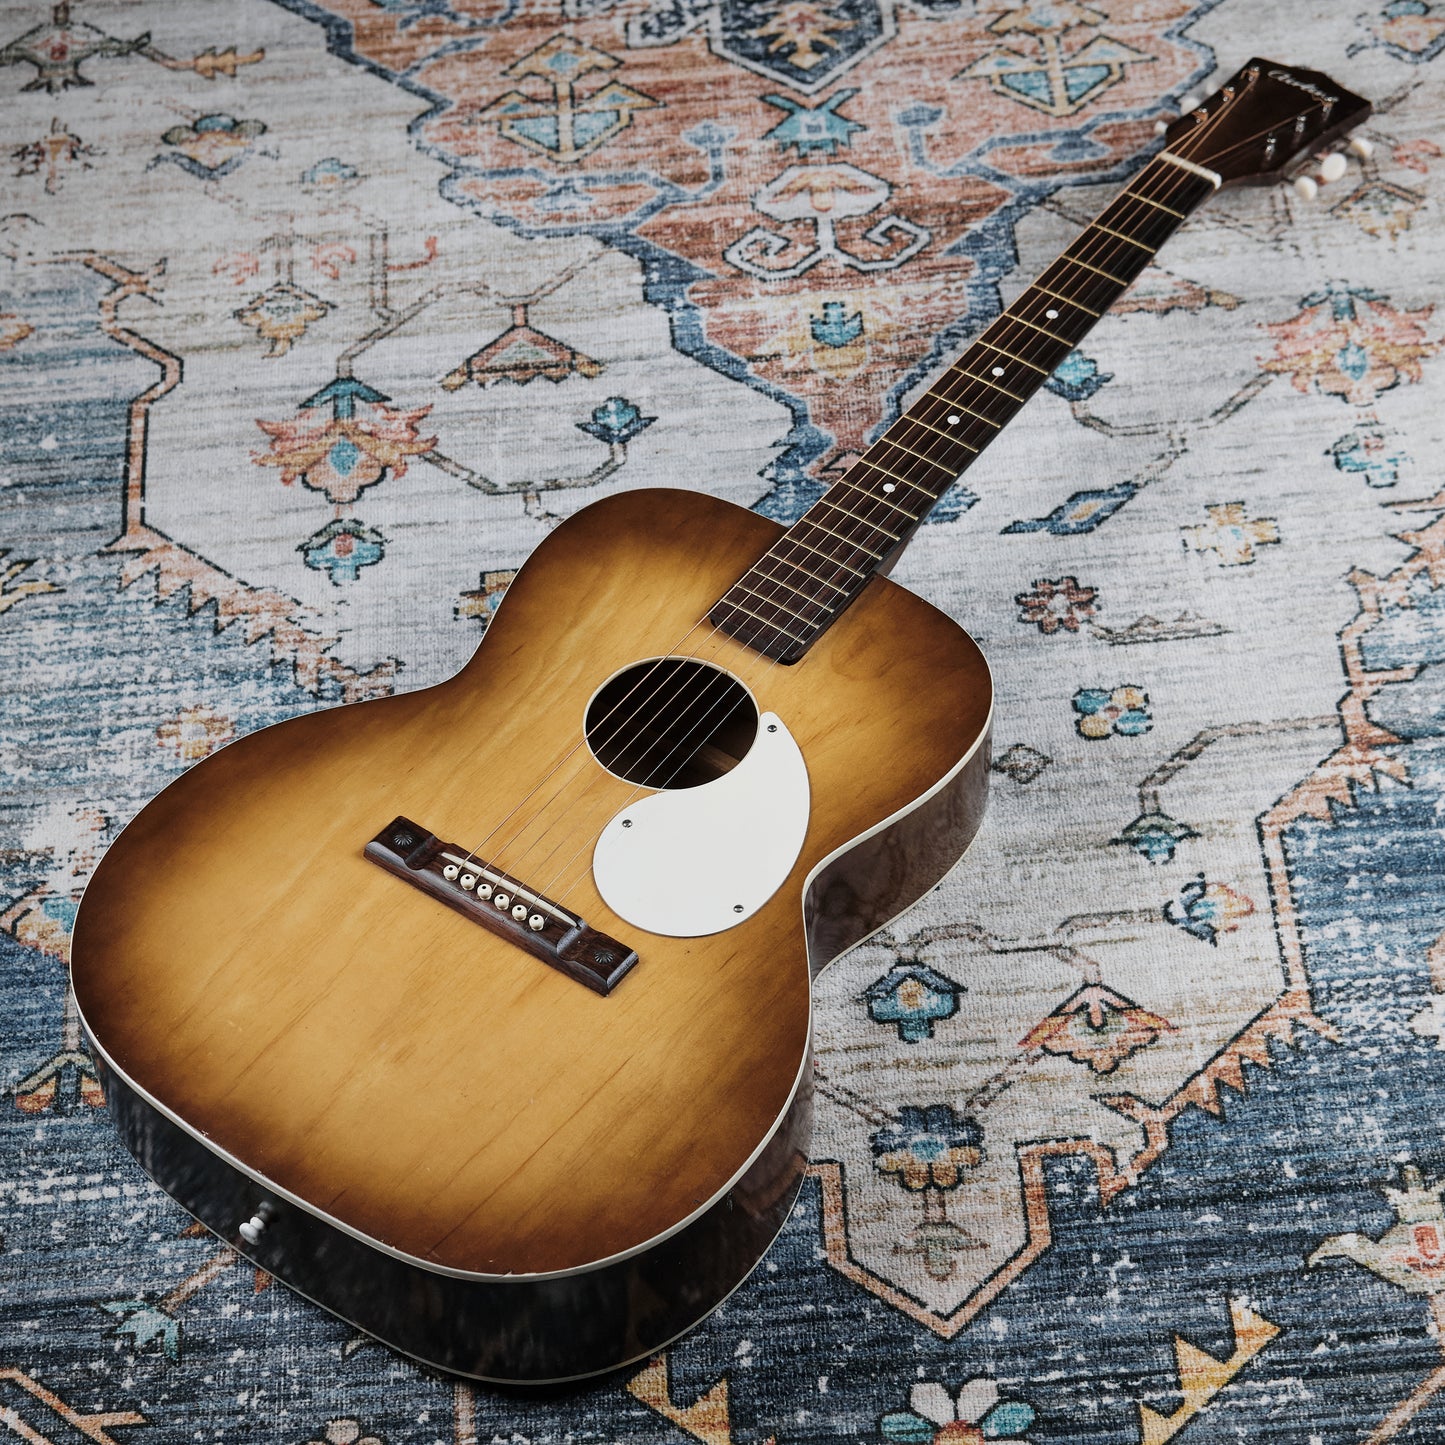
[515,144,1244,905]
[493,162,1199,901]
[512,129,1252,903]
[469,92,1310,906]
[471,93,1323,891]
[529,94,1318,905]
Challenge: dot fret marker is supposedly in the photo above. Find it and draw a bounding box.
[947,415,960,424]
[991,366,1005,376]
[1045,308,1059,319]
[882,482,896,493]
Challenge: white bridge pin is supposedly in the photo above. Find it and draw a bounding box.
[442,864,459,880]
[459,873,477,891]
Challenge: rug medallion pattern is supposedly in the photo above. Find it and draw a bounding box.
[1,0,1443,1439]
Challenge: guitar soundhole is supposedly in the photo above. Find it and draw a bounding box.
[585,657,758,790]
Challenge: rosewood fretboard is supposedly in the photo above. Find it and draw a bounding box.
[710,151,1220,662]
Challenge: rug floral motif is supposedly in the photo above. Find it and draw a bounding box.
[2,0,1444,1440]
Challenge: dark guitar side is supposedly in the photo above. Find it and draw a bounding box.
[70,486,993,1381]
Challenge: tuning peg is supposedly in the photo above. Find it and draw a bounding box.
[1348,136,1374,160]
[1291,145,1357,201]
[1178,93,1200,113]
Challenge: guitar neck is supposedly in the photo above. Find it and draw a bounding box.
[710,150,1222,662]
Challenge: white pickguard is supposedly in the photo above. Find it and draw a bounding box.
[592,712,810,938]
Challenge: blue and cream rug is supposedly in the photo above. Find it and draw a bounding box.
[2,0,1443,1439]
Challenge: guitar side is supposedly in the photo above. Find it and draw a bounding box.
[70,486,992,1381]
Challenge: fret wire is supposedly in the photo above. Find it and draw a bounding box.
[1092,221,1155,253]
[834,475,922,521]
[868,456,953,493]
[974,338,1050,376]
[739,565,841,610]
[919,392,1003,429]
[1035,262,1125,315]
[1032,282,1100,317]
[797,515,887,558]
[1056,253,1130,286]
[815,496,902,540]
[1004,312,1073,347]
[752,552,854,596]
[1099,192,1180,244]
[717,596,810,646]
[949,366,1026,403]
[713,156,1215,661]
[772,533,869,578]
[903,412,988,447]
[731,581,832,623]
[1127,191,1185,219]
[878,431,973,468]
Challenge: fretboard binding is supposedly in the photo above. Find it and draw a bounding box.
[730,582,832,624]
[1033,283,1100,317]
[817,497,901,540]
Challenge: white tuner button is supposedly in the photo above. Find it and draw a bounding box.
[528,913,546,931]
[511,902,529,921]
[1348,136,1373,160]
[1293,174,1318,201]
[1319,152,1348,183]
[493,892,511,910]
[238,1213,267,1245]
[442,864,460,880]
[476,882,493,899]
[459,873,477,891]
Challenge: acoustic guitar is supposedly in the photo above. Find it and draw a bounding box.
[71,60,1369,1381]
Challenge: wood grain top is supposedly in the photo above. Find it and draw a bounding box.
[71,487,991,1275]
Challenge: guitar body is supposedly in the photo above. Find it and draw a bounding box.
[71,486,993,1381]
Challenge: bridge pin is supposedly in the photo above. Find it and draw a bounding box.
[459,873,477,891]
[528,914,545,932]
[442,864,459,881]
[476,882,493,899]
[511,903,529,921]
[494,893,511,910]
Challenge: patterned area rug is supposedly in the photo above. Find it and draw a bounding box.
[2,0,1444,1439]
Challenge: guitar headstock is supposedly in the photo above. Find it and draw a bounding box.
[1163,59,1372,188]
